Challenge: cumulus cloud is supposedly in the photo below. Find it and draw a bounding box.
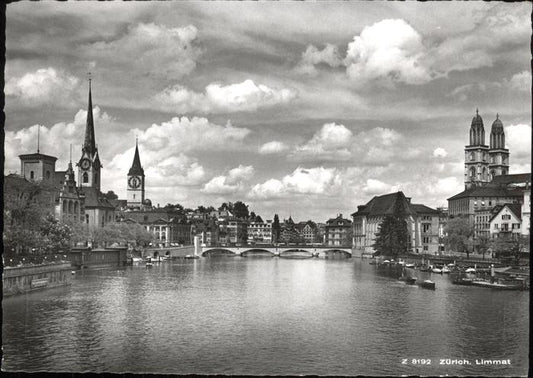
[202,165,255,194]
[139,116,251,153]
[295,44,343,76]
[154,79,297,113]
[508,71,531,91]
[290,123,353,161]
[289,123,403,164]
[248,167,342,199]
[87,23,200,80]
[429,5,529,76]
[505,124,531,159]
[5,67,80,107]
[259,141,289,155]
[363,179,393,195]
[433,147,448,158]
[344,19,431,86]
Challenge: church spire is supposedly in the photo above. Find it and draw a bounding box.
[83,75,96,154]
[128,137,144,176]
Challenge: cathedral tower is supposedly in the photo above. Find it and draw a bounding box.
[77,79,102,191]
[127,139,145,209]
[464,109,490,189]
[488,114,509,179]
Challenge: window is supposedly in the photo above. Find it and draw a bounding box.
[83,172,88,183]
[512,223,520,230]
[46,171,50,179]
[95,174,98,185]
[30,171,34,179]
[502,214,511,220]
[494,224,499,229]
[133,194,136,199]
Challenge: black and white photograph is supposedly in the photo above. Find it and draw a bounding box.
[2,1,531,376]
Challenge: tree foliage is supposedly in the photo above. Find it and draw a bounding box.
[372,194,409,258]
[233,201,249,219]
[444,216,474,256]
[490,234,529,265]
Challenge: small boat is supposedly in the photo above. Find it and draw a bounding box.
[132,257,142,263]
[405,263,415,268]
[431,267,442,274]
[145,262,153,267]
[420,280,436,290]
[442,266,451,274]
[419,266,431,272]
[184,255,200,259]
[405,277,417,285]
[452,277,473,286]
[465,268,476,273]
[471,280,523,290]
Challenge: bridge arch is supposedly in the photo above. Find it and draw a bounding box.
[324,249,352,258]
[241,248,275,257]
[202,248,238,257]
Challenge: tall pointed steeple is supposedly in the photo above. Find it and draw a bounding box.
[83,78,96,154]
[128,138,144,176]
[127,137,146,208]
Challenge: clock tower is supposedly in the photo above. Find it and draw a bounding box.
[127,139,145,209]
[77,78,102,191]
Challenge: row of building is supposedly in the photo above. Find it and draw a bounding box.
[4,80,530,256]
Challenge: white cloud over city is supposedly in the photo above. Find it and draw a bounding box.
[4,2,530,220]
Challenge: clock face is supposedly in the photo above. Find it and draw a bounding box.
[80,158,91,170]
[128,176,141,189]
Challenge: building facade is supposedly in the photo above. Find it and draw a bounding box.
[325,214,352,246]
[352,192,441,255]
[247,220,272,244]
[489,204,522,239]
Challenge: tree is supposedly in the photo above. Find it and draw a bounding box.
[372,193,409,258]
[491,234,528,265]
[476,234,491,260]
[444,216,474,258]
[3,178,55,254]
[233,201,249,219]
[40,215,72,253]
[104,190,118,200]
[272,214,281,243]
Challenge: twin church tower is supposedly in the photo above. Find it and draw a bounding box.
[464,109,509,189]
[76,79,145,209]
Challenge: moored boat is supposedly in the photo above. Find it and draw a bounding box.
[471,280,524,290]
[420,280,436,290]
[442,266,451,274]
[405,263,415,268]
[431,267,442,274]
[452,277,473,286]
[405,277,417,285]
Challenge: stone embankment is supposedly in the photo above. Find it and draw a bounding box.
[3,262,73,297]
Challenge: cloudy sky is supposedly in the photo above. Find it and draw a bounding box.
[4,2,531,221]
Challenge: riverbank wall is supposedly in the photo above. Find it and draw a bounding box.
[68,247,128,269]
[3,262,73,297]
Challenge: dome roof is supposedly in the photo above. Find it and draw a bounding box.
[471,109,483,127]
[491,114,503,130]
[143,198,152,206]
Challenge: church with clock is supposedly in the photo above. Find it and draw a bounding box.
[127,139,145,209]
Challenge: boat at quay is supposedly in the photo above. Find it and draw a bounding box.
[2,257,528,376]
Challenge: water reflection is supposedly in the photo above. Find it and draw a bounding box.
[2,258,528,375]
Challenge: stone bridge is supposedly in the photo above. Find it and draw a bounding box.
[201,245,352,258]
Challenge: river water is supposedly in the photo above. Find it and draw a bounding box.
[2,257,529,376]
